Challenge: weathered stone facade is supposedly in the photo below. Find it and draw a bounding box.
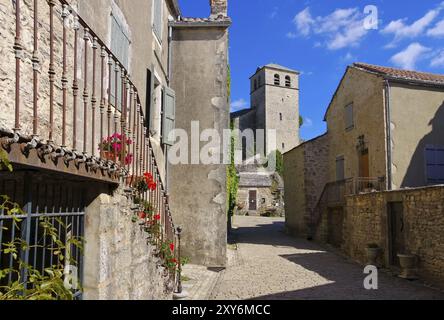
[83,187,173,300]
[168,15,231,267]
[340,186,444,288]
[284,134,329,237]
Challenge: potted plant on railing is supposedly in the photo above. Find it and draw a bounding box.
[366,243,381,266]
[135,172,157,193]
[98,133,133,165]
[397,253,418,280]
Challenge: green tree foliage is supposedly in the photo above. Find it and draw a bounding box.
[227,120,239,221]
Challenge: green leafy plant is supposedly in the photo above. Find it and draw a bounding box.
[227,120,239,230]
[0,205,83,300]
[0,149,12,172]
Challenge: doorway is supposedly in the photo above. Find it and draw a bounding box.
[249,190,257,211]
[327,207,344,248]
[359,149,369,178]
[388,202,405,266]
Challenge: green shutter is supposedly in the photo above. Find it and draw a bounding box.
[110,13,130,111]
[162,87,176,146]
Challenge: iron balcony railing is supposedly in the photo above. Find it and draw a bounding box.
[309,177,385,235]
[1,0,179,287]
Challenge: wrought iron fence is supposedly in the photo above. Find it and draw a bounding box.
[1,0,179,294]
[0,174,85,299]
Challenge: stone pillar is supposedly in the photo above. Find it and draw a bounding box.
[210,0,228,18]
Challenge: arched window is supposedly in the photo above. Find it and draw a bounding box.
[254,79,257,90]
[285,75,291,87]
[274,74,280,86]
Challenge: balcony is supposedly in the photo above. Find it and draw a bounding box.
[0,0,176,255]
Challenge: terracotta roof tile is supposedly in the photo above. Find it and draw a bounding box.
[353,62,444,85]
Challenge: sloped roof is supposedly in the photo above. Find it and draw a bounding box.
[323,62,444,121]
[258,63,300,74]
[353,62,444,86]
[238,172,273,188]
[230,108,254,119]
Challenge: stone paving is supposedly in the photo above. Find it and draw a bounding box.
[210,216,444,300]
[178,264,222,300]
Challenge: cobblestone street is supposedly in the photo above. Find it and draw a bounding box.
[210,216,444,300]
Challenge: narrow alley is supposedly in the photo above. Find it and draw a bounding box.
[209,216,444,300]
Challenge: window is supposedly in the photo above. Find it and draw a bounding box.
[282,143,285,150]
[336,156,345,181]
[110,13,130,110]
[153,0,163,42]
[274,74,280,86]
[285,75,291,87]
[279,113,283,121]
[162,87,176,146]
[425,146,444,184]
[254,79,257,91]
[345,103,354,130]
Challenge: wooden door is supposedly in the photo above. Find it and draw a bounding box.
[249,190,257,211]
[359,149,369,178]
[388,202,405,266]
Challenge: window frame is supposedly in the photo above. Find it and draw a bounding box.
[152,0,164,44]
[344,103,354,131]
[425,145,444,185]
[285,75,291,87]
[274,74,280,86]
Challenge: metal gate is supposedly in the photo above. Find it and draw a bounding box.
[0,172,86,299]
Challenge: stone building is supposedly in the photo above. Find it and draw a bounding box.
[284,62,444,287]
[231,64,300,216]
[0,0,230,299]
[232,64,300,155]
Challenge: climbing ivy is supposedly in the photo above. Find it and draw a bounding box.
[227,120,239,226]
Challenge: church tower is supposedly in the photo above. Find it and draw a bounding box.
[250,64,300,154]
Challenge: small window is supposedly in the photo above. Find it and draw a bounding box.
[254,79,257,91]
[153,0,163,42]
[336,156,345,181]
[345,103,354,130]
[282,143,285,150]
[279,113,283,121]
[274,74,280,86]
[285,75,291,87]
[425,146,444,184]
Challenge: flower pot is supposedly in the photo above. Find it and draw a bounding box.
[366,247,381,266]
[101,151,119,163]
[397,254,418,280]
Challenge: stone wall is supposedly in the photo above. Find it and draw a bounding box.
[284,134,329,237]
[341,186,444,288]
[169,25,230,267]
[83,187,173,300]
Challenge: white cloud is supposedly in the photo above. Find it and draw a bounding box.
[427,19,444,37]
[382,2,444,43]
[231,98,248,111]
[431,50,444,67]
[293,7,314,37]
[302,118,313,128]
[343,52,357,61]
[390,43,432,70]
[286,32,297,39]
[270,7,278,19]
[290,7,368,50]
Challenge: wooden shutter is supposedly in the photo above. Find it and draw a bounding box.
[425,146,444,184]
[345,103,354,130]
[162,87,176,146]
[336,156,345,181]
[153,0,163,42]
[110,13,130,110]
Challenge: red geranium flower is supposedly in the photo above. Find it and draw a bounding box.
[138,212,146,219]
[169,243,175,252]
[148,181,157,191]
[154,214,161,221]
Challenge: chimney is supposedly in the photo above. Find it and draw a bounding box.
[210,0,228,18]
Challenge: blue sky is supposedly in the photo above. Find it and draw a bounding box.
[178,0,444,141]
